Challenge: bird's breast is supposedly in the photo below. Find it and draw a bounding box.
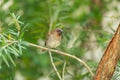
[45,34,61,48]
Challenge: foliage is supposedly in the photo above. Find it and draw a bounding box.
[112,62,120,80]
[0,13,27,67]
[0,0,120,80]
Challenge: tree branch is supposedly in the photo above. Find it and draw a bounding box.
[28,42,94,77]
[49,51,62,80]
[93,24,120,80]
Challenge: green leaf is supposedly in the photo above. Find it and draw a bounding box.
[1,34,7,44]
[7,54,16,66]
[18,21,24,24]
[11,45,20,54]
[1,54,9,67]
[0,57,2,68]
[18,43,22,55]
[7,46,19,57]
[3,48,16,66]
[0,50,2,56]
[21,24,29,32]
[20,41,29,46]
[18,32,24,39]
[16,15,21,20]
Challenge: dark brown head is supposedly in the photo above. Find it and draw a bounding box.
[55,28,63,36]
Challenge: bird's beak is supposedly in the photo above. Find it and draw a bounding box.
[60,29,63,33]
[59,29,63,35]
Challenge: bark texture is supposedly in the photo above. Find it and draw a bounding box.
[94,24,120,80]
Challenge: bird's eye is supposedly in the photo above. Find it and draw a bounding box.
[57,30,60,32]
[57,29,63,32]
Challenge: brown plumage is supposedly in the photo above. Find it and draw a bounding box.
[45,28,63,48]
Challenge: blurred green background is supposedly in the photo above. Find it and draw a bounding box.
[0,0,120,80]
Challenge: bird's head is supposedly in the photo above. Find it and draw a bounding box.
[55,28,63,36]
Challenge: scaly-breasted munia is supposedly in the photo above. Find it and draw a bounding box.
[45,28,63,48]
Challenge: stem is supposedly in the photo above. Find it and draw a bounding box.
[62,61,66,80]
[1,41,18,49]
[28,42,94,77]
[49,51,62,80]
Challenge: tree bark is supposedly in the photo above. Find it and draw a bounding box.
[93,24,120,80]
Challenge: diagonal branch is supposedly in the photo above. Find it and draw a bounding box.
[28,42,94,77]
[94,24,120,80]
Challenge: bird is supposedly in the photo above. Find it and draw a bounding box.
[45,28,63,48]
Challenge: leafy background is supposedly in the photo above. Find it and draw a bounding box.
[0,0,120,80]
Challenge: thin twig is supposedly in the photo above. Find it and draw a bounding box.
[1,41,18,49]
[28,42,94,77]
[62,61,66,80]
[49,51,62,80]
